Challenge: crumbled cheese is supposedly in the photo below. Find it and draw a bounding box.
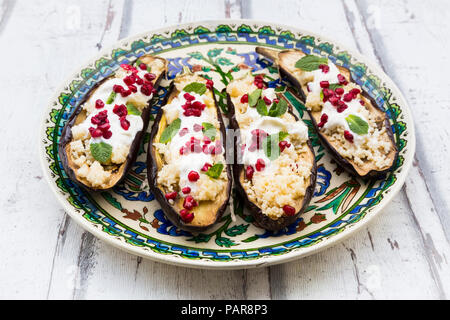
[85,161,111,188]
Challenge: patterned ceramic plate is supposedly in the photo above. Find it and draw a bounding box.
[40,20,415,269]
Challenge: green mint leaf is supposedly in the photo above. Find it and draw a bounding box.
[329,84,343,90]
[256,99,268,116]
[90,142,112,164]
[278,131,289,141]
[205,162,224,179]
[248,89,262,107]
[159,118,181,143]
[106,91,116,104]
[202,122,216,141]
[345,114,369,135]
[268,98,288,117]
[183,82,207,95]
[126,102,141,116]
[294,55,328,71]
[320,90,324,101]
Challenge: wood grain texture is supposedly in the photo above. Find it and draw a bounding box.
[0,0,448,300]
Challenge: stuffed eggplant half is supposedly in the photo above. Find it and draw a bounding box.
[256,47,398,178]
[59,55,167,190]
[226,73,317,231]
[148,72,232,232]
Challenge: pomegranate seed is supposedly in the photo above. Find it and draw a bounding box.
[344,130,354,143]
[179,128,189,136]
[319,64,330,73]
[329,96,339,106]
[182,187,191,194]
[183,93,195,101]
[136,78,144,85]
[120,116,130,130]
[141,85,152,96]
[255,158,265,172]
[188,171,200,182]
[180,210,194,223]
[279,140,290,152]
[320,113,328,123]
[123,76,134,86]
[343,93,354,102]
[192,101,204,109]
[128,85,137,93]
[337,74,348,85]
[203,136,211,144]
[90,128,103,138]
[349,88,361,96]
[256,82,264,89]
[273,98,279,104]
[103,130,112,139]
[246,166,254,180]
[165,192,177,200]
[145,73,156,81]
[320,81,329,88]
[139,63,147,70]
[98,123,110,131]
[206,79,214,90]
[183,196,198,210]
[113,85,124,93]
[335,87,344,95]
[359,99,365,106]
[283,205,296,216]
[337,102,348,113]
[240,94,249,103]
[113,104,127,117]
[91,117,100,125]
[263,96,271,105]
[201,163,212,172]
[193,124,203,132]
[121,90,132,97]
[95,99,104,109]
[179,146,188,155]
[323,88,333,97]
[248,143,257,152]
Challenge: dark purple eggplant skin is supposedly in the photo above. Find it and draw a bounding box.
[147,82,232,233]
[226,90,317,231]
[58,57,167,191]
[257,47,399,179]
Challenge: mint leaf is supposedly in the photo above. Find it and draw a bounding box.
[268,98,288,117]
[329,84,343,90]
[106,91,116,104]
[205,162,224,179]
[90,142,112,164]
[256,99,268,116]
[183,82,207,95]
[294,55,328,71]
[345,115,369,135]
[159,118,181,143]
[126,102,141,116]
[248,89,262,107]
[202,122,216,141]
[262,131,289,160]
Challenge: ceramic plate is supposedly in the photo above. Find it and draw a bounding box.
[40,20,415,269]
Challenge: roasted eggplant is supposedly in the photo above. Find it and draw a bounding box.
[256,47,398,178]
[59,55,168,190]
[148,71,232,232]
[226,73,317,231]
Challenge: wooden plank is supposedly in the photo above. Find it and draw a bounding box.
[244,0,448,299]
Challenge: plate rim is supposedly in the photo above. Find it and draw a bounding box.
[39,19,416,269]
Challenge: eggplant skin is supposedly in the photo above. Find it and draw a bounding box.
[147,83,232,233]
[257,47,399,179]
[58,56,167,191]
[226,91,317,231]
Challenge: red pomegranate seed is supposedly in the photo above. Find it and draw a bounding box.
[145,73,156,81]
[206,79,214,90]
[344,130,354,143]
[323,88,333,98]
[320,81,329,88]
[203,136,211,144]
[279,140,290,152]
[255,158,265,171]
[179,146,188,155]
[273,98,279,104]
[180,210,194,223]
[349,88,361,96]
[91,117,101,125]
[337,101,348,113]
[123,76,134,86]
[201,163,212,172]
[120,116,130,130]
[188,171,200,182]
[329,96,339,106]
[359,99,365,106]
[193,124,203,132]
[128,85,137,93]
[337,74,348,85]
[248,143,257,152]
[343,93,354,102]
[113,104,127,117]
[240,94,249,103]
[121,90,132,97]
[136,78,144,85]
[183,93,195,101]
[335,87,344,95]
[90,128,103,138]
[113,85,124,93]
[283,205,296,216]
[183,196,198,210]
[263,96,271,105]
[165,192,177,200]
[103,130,112,139]
[141,85,152,96]
[245,166,254,180]
[139,63,147,70]
[182,187,191,194]
[179,128,189,136]
[319,64,330,73]
[98,123,111,131]
[320,113,328,123]
[95,99,104,109]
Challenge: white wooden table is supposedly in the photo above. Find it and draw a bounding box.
[1,0,449,300]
